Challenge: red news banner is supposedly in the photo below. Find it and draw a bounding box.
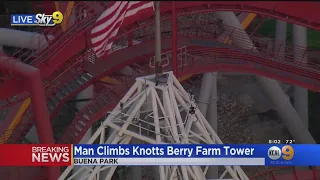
[0,144,72,166]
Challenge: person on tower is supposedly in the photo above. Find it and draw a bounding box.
[154,60,167,86]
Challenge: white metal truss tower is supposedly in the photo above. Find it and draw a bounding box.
[59,72,249,180]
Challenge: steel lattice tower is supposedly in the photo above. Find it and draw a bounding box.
[59,72,250,180]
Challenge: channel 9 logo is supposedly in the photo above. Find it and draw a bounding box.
[268,145,294,161]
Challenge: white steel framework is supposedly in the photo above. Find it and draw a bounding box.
[59,72,249,180]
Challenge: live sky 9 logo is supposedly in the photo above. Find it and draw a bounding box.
[11,11,63,27]
[267,145,294,165]
[35,11,64,26]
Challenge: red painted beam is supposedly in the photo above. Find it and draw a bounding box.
[61,50,320,144]
[38,32,88,78]
[62,52,320,144]
[160,2,320,30]
[0,80,25,99]
[0,55,58,180]
[0,32,88,99]
[101,2,320,60]
[42,2,56,14]
[1,2,320,101]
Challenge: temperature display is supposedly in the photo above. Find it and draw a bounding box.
[285,139,296,144]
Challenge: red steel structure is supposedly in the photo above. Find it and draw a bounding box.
[1,1,320,179]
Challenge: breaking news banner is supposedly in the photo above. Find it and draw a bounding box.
[0,144,71,166]
[72,144,320,166]
[0,144,319,166]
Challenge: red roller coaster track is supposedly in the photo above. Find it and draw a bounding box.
[58,43,320,144]
[4,20,320,146]
[1,1,320,179]
[1,2,320,100]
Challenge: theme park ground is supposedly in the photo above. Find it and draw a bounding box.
[251,18,320,143]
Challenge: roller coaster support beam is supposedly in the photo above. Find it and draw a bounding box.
[154,2,161,180]
[207,72,218,135]
[0,28,54,50]
[293,25,309,128]
[215,12,315,144]
[73,85,94,180]
[131,139,142,179]
[130,85,143,180]
[198,74,215,116]
[206,72,218,179]
[155,1,161,64]
[194,72,215,148]
[0,56,58,180]
[275,20,287,59]
[171,1,178,76]
[274,20,287,111]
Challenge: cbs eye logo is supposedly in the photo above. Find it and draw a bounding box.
[268,145,294,160]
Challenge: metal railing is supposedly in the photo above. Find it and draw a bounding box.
[4,15,320,145]
[2,13,320,109]
[7,2,100,66]
[59,48,320,144]
[1,14,320,180]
